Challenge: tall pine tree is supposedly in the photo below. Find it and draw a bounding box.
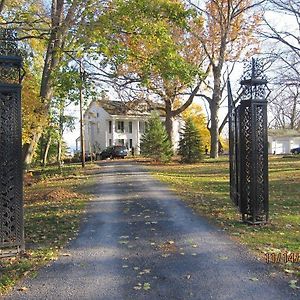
[140,112,173,162]
[178,117,203,163]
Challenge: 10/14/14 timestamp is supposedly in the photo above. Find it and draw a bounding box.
[265,252,300,263]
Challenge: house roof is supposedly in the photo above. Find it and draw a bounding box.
[91,99,165,116]
[268,129,300,138]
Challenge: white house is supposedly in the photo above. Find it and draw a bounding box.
[80,99,183,155]
[268,130,300,154]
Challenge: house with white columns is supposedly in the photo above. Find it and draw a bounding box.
[80,99,183,155]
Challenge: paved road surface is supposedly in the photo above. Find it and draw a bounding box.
[5,161,299,300]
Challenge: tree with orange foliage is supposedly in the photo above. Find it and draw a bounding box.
[83,0,209,147]
[187,0,262,157]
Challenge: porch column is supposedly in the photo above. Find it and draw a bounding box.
[136,120,140,154]
[112,118,115,145]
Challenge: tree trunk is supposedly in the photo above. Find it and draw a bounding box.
[57,138,62,168]
[43,135,51,167]
[22,132,41,169]
[209,102,219,158]
[209,66,222,158]
[165,100,174,148]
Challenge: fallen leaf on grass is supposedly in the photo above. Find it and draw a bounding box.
[61,253,71,257]
[143,282,151,291]
[18,287,28,292]
[284,269,295,274]
[122,265,128,268]
[289,280,299,289]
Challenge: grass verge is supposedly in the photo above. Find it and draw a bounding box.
[145,156,300,277]
[0,163,96,295]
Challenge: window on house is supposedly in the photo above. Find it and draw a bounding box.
[129,139,133,148]
[117,139,125,146]
[109,139,112,146]
[96,113,99,118]
[129,121,133,133]
[117,121,124,133]
[109,121,112,133]
[139,121,145,133]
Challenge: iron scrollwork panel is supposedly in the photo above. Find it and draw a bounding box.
[239,101,252,217]
[0,85,24,254]
[252,101,269,220]
[239,100,269,223]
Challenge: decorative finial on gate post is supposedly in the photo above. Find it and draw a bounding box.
[0,29,25,84]
[240,58,269,102]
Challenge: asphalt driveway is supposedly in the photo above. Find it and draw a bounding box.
[5,161,299,300]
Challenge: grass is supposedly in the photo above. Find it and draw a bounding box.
[145,155,300,276]
[0,163,96,295]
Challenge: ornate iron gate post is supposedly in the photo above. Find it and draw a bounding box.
[228,58,269,225]
[0,29,25,256]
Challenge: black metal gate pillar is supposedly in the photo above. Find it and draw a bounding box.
[228,58,269,225]
[0,29,25,256]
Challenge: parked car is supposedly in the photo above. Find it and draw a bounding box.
[290,147,300,154]
[99,146,128,160]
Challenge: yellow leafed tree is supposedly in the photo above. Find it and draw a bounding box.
[182,103,210,149]
[22,74,47,147]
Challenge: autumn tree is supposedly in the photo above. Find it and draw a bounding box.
[1,0,101,165]
[82,0,207,147]
[186,0,262,157]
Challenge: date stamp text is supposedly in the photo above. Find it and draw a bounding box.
[265,252,300,264]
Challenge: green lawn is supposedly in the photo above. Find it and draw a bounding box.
[0,163,95,295]
[145,156,300,276]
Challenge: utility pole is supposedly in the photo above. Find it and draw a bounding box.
[79,59,85,168]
